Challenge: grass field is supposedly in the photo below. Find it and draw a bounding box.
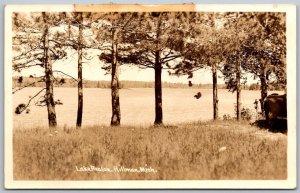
[13,120,287,180]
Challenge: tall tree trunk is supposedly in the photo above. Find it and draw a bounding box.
[76,13,83,128]
[111,29,121,126]
[260,75,268,114]
[212,63,218,120]
[42,12,57,128]
[154,14,163,125]
[154,50,163,125]
[236,62,241,120]
[259,60,268,114]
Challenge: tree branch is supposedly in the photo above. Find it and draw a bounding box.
[13,63,43,71]
[53,70,78,81]
[161,55,182,64]
[136,62,154,69]
[12,79,44,94]
[17,88,46,114]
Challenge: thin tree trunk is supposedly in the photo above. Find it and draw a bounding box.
[236,62,241,120]
[154,14,163,125]
[259,60,268,114]
[236,85,241,120]
[260,75,268,114]
[154,50,163,125]
[76,13,83,128]
[212,63,218,120]
[111,29,121,126]
[42,12,57,128]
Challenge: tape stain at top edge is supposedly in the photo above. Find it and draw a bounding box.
[73,4,196,12]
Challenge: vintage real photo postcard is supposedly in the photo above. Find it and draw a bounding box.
[4,4,296,189]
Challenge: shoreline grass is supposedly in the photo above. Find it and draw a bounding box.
[13,120,287,180]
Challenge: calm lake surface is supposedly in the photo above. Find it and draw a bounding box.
[13,87,283,129]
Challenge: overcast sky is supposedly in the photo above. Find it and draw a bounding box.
[14,46,259,85]
[13,49,233,85]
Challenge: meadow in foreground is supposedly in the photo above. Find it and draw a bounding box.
[13,121,287,180]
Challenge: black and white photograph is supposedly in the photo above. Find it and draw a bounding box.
[4,4,296,189]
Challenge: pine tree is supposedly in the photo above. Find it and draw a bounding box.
[95,12,140,126]
[12,12,68,128]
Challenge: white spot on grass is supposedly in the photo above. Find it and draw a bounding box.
[218,146,227,152]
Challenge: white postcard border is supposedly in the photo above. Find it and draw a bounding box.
[4,4,297,189]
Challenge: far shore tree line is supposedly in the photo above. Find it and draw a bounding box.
[13,76,285,90]
[12,11,286,128]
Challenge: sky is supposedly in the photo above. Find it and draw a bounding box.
[14,52,218,84]
[14,43,247,85]
[14,46,258,85]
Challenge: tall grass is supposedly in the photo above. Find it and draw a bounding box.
[13,121,287,180]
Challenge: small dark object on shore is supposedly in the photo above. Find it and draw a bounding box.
[15,103,26,114]
[194,92,202,99]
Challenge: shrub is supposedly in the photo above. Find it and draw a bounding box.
[241,107,252,121]
[233,103,253,121]
[223,114,232,120]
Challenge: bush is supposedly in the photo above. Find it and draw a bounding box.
[249,83,259,90]
[241,107,252,121]
[223,114,232,120]
[234,104,253,121]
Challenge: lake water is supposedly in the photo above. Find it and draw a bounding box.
[13,87,283,128]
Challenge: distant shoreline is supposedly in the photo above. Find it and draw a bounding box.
[12,76,227,89]
[12,76,284,91]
